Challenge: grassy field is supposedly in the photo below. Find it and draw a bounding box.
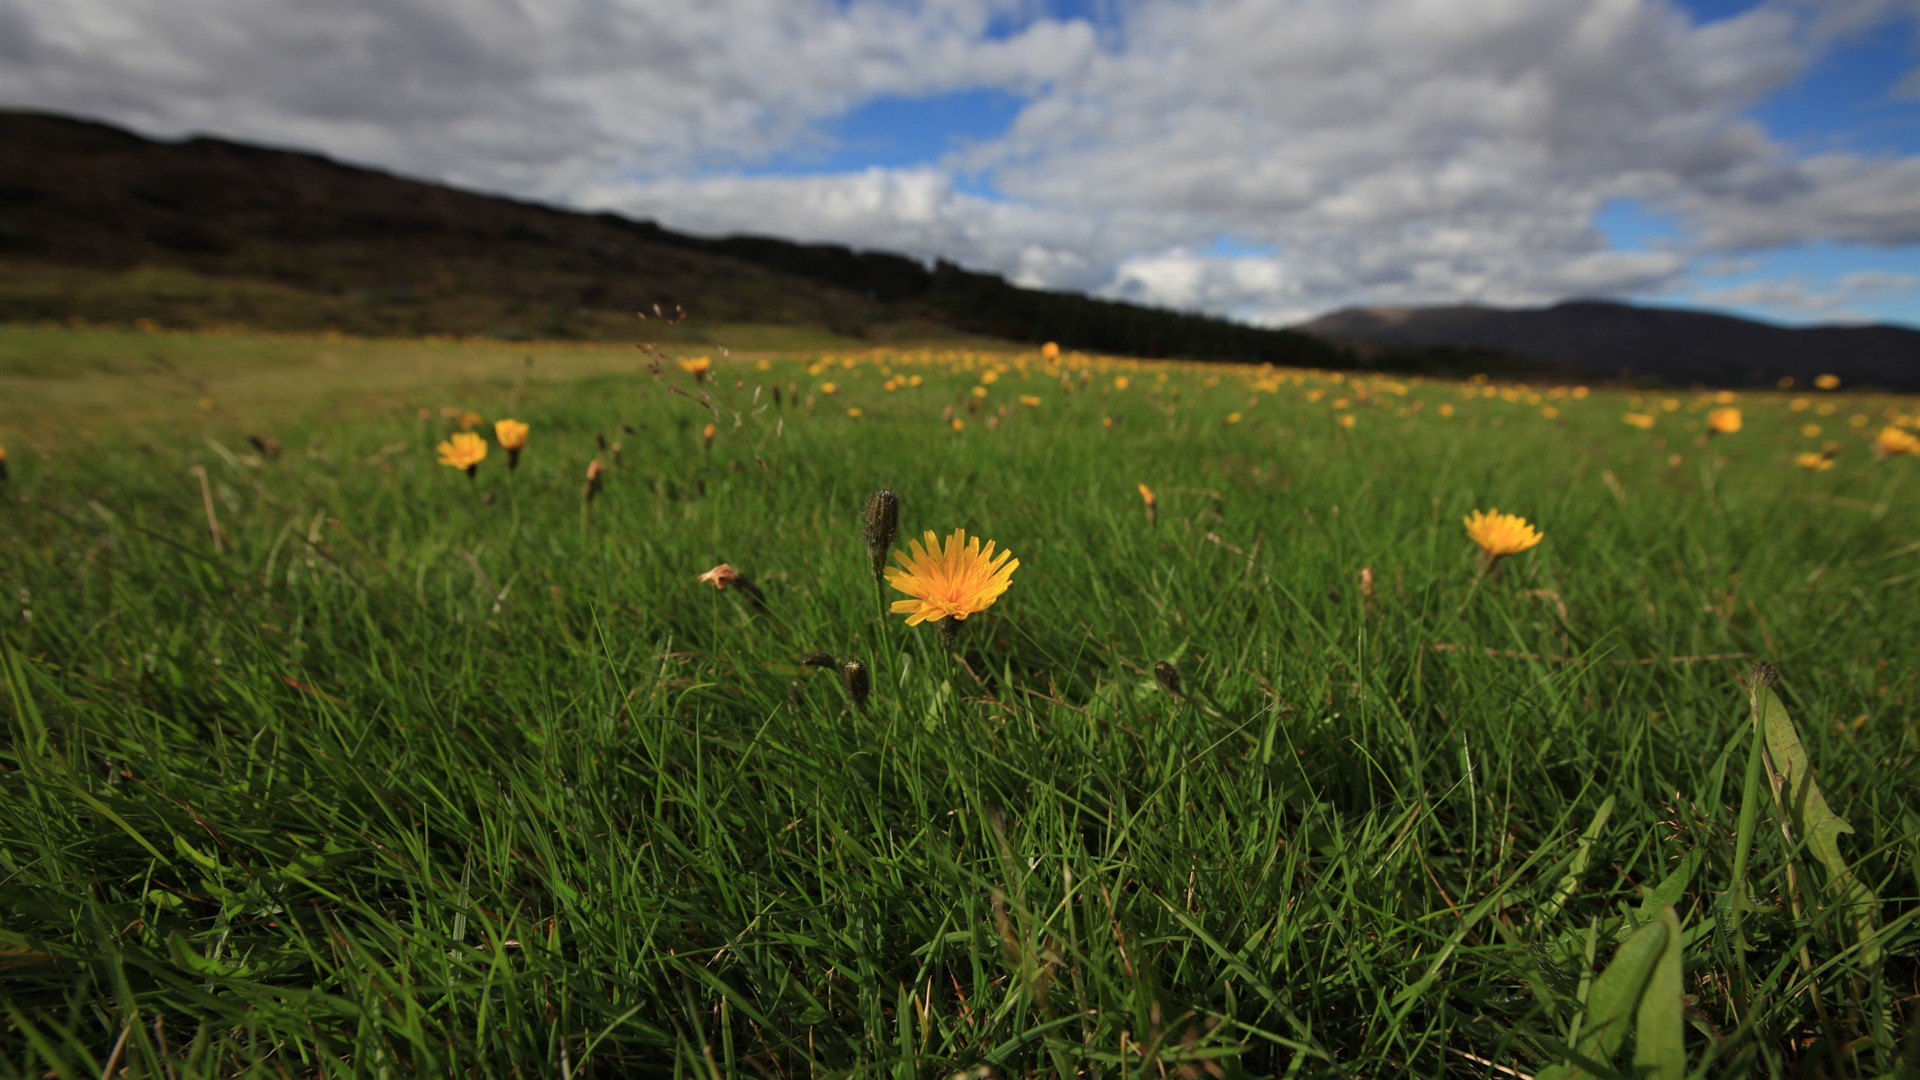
[2,326,1917,1077]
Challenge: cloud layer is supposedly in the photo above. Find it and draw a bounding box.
[3,0,1917,325]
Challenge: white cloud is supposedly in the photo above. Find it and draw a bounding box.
[1693,268,1916,321]
[2,0,1917,326]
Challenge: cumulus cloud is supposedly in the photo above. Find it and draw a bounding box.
[1,0,1917,325]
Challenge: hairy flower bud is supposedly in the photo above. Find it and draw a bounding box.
[863,489,901,580]
[840,659,871,708]
[1153,660,1182,697]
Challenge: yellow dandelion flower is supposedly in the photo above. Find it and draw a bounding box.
[1225,412,1242,425]
[971,386,989,398]
[1814,373,1841,390]
[494,418,529,451]
[1101,415,1114,430]
[846,407,864,418]
[1795,451,1835,471]
[458,410,485,431]
[1707,407,1742,434]
[1801,424,1821,438]
[1540,406,1559,420]
[1041,341,1061,360]
[885,529,1018,627]
[1438,403,1455,417]
[1113,376,1130,391]
[436,431,488,475]
[980,370,1000,385]
[1876,426,1920,456]
[950,417,966,432]
[679,356,712,380]
[1336,413,1356,429]
[1137,483,1156,508]
[1789,397,1810,412]
[1622,412,1656,429]
[1019,395,1042,407]
[1463,508,1543,558]
[702,422,717,447]
[820,381,839,395]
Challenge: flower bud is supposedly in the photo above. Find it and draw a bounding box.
[840,659,871,708]
[862,489,901,580]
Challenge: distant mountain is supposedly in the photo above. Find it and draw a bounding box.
[0,109,1342,367]
[1294,300,1920,390]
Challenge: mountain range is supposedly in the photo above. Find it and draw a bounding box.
[1299,301,1920,390]
[3,108,1916,388]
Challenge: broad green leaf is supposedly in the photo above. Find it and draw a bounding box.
[1752,678,1881,965]
[1631,905,1687,1080]
[1537,917,1667,1080]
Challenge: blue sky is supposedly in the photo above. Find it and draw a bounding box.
[4,0,1919,328]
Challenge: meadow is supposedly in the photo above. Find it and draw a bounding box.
[1,325,1917,1078]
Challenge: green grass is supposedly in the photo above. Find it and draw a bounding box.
[2,329,1917,1077]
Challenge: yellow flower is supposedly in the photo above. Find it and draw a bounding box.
[1225,412,1242,425]
[1707,407,1742,434]
[458,410,485,431]
[679,356,712,380]
[980,370,999,385]
[1137,483,1156,508]
[1463,508,1543,558]
[1113,376,1130,391]
[885,529,1018,626]
[494,418,529,451]
[1019,395,1042,407]
[1814,373,1841,390]
[436,432,488,474]
[1795,451,1835,471]
[1800,424,1821,438]
[1876,426,1920,456]
[1041,341,1061,360]
[1101,416,1114,430]
[971,386,989,399]
[702,422,717,447]
[1438,403,1455,417]
[1789,397,1810,412]
[820,381,839,395]
[846,407,864,419]
[1622,412,1656,429]
[1336,413,1356,429]
[951,418,965,432]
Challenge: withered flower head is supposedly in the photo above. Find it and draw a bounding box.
[1153,660,1182,696]
[862,489,902,580]
[799,652,838,669]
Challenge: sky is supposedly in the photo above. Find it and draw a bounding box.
[4,0,1920,329]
